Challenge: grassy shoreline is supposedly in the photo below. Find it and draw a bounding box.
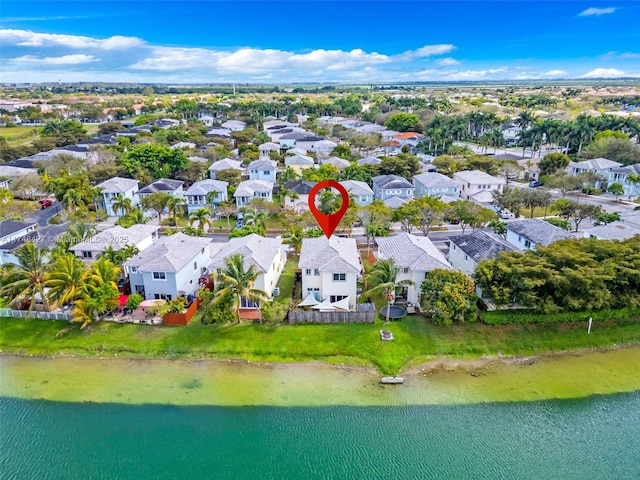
[2,315,640,375]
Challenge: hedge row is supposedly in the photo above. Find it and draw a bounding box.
[481,307,640,326]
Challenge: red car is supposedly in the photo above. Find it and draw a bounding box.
[38,199,52,209]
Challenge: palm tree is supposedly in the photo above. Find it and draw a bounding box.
[62,188,85,212]
[112,194,133,217]
[166,196,185,226]
[72,257,122,329]
[243,208,267,230]
[47,253,88,306]
[210,253,269,324]
[54,222,97,255]
[365,258,415,325]
[283,227,303,255]
[0,242,51,315]
[189,208,212,232]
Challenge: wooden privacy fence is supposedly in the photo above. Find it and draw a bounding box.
[288,306,375,325]
[0,308,72,321]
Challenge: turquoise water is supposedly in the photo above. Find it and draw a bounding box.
[2,393,639,480]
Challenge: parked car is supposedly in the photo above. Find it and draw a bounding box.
[38,198,52,209]
[498,209,514,219]
[529,180,543,188]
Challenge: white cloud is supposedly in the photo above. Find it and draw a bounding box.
[599,51,640,59]
[9,54,98,65]
[581,68,627,78]
[436,57,461,66]
[444,67,508,80]
[0,29,144,50]
[541,70,568,77]
[579,7,616,16]
[393,44,455,61]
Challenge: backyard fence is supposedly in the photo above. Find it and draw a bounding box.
[0,308,72,321]
[288,304,375,325]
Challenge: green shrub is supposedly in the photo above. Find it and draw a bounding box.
[49,214,62,225]
[481,307,640,326]
[125,293,143,310]
[261,299,291,323]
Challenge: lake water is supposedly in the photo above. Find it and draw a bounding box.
[1,350,639,479]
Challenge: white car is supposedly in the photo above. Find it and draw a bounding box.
[498,209,514,219]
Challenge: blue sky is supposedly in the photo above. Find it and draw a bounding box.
[1,1,639,83]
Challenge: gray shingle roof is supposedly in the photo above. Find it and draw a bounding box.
[0,219,37,239]
[248,159,277,170]
[507,219,575,246]
[357,156,382,166]
[321,156,350,169]
[124,233,211,273]
[97,176,139,193]
[234,180,274,197]
[376,233,451,271]
[208,158,243,171]
[373,174,414,190]
[70,225,158,253]
[584,222,640,240]
[571,158,622,170]
[339,180,373,196]
[185,179,228,196]
[209,234,282,273]
[138,178,184,194]
[383,196,409,209]
[413,172,459,189]
[610,163,640,175]
[299,236,361,273]
[453,170,505,185]
[283,180,317,194]
[284,154,314,166]
[449,230,516,262]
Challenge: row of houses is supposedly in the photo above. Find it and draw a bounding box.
[568,158,640,196]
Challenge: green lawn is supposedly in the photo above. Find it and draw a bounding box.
[2,314,639,375]
[0,124,100,147]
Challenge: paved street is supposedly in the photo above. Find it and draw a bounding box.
[24,199,63,227]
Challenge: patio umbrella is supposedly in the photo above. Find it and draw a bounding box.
[139,299,166,308]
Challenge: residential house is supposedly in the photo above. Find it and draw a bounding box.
[205,127,233,140]
[187,156,209,163]
[339,180,374,206]
[392,132,424,151]
[384,140,403,156]
[124,233,211,300]
[413,172,460,199]
[506,218,575,251]
[96,177,140,217]
[299,236,362,309]
[608,163,640,197]
[70,225,159,263]
[221,120,246,132]
[500,124,523,147]
[259,142,281,159]
[138,178,184,199]
[0,219,38,266]
[283,180,316,212]
[0,178,9,190]
[582,222,640,241]
[448,230,516,277]
[284,154,315,174]
[269,128,306,144]
[453,170,505,204]
[357,156,382,166]
[375,233,452,305]
[171,141,196,150]
[372,175,415,204]
[568,158,622,188]
[184,179,229,213]
[209,234,286,306]
[208,158,244,180]
[248,159,278,182]
[320,156,350,170]
[234,179,274,207]
[295,136,337,155]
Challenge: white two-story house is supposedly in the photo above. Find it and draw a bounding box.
[96,177,140,217]
[137,178,184,200]
[375,233,452,305]
[184,179,229,214]
[247,159,277,182]
[453,170,505,204]
[568,157,622,188]
[299,236,362,309]
[0,219,38,266]
[259,142,281,159]
[234,179,274,207]
[124,233,211,300]
[608,163,640,197]
[209,234,286,308]
[69,225,159,263]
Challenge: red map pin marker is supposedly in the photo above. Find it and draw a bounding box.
[308,180,350,238]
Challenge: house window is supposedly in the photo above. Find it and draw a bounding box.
[263,170,270,175]
[402,268,409,274]
[201,248,205,254]
[313,269,320,276]
[332,273,346,282]
[464,254,468,262]
[82,251,92,258]
[305,269,312,276]
[130,266,138,273]
[524,240,532,248]
[330,295,347,303]
[240,297,258,308]
[306,288,320,301]
[194,261,198,271]
[154,293,171,300]
[452,245,456,250]
[152,272,166,280]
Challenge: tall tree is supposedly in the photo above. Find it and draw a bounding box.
[47,254,88,306]
[365,258,414,325]
[210,253,269,324]
[420,269,478,326]
[0,242,51,315]
[140,192,172,224]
